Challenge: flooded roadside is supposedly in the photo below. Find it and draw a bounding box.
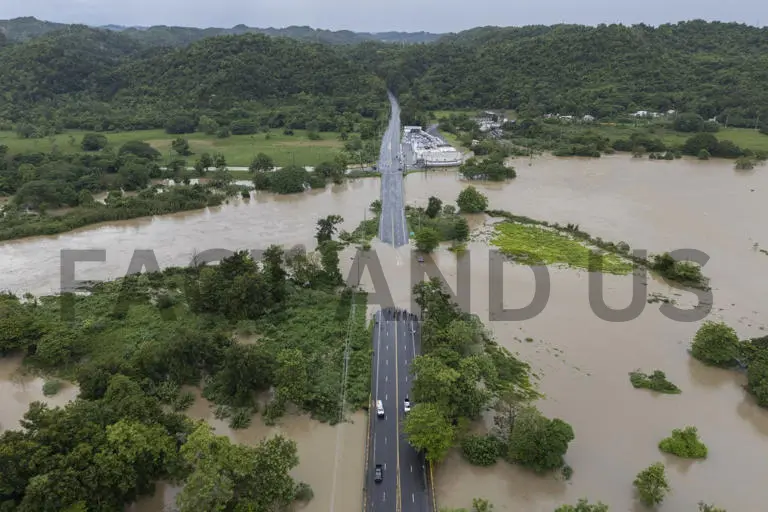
[128,389,367,512]
[1,155,768,510]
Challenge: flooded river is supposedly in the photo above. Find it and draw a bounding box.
[1,155,768,510]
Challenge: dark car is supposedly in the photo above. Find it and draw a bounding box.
[374,464,383,483]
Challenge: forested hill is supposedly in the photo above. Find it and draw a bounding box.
[1,19,767,131]
[0,27,387,131]
[382,21,768,124]
[0,16,443,46]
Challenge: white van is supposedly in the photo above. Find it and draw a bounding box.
[376,400,385,417]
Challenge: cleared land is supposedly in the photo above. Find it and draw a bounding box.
[0,129,344,167]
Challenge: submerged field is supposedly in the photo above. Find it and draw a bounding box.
[490,221,634,274]
[0,129,345,167]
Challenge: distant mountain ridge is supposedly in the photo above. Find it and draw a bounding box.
[0,16,445,46]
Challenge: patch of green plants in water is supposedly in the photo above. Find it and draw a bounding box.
[658,426,708,458]
[629,370,681,394]
[340,200,380,245]
[406,200,470,244]
[42,379,62,396]
[486,209,709,288]
[490,222,633,274]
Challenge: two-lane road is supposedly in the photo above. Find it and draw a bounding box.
[368,309,398,511]
[397,314,429,511]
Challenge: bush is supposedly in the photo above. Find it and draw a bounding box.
[633,462,670,507]
[119,140,161,161]
[42,379,62,396]
[165,115,197,134]
[697,149,710,160]
[673,113,705,132]
[230,119,258,135]
[735,157,755,170]
[228,407,253,429]
[457,186,489,213]
[415,227,441,253]
[216,126,231,138]
[461,434,502,466]
[294,482,314,502]
[691,321,740,366]
[81,133,108,151]
[506,407,574,473]
[172,390,195,411]
[658,426,707,458]
[629,370,681,394]
[555,499,608,512]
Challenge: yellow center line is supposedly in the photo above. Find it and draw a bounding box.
[394,320,401,512]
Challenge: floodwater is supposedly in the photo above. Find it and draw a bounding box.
[1,155,768,510]
[0,356,79,432]
[128,389,367,512]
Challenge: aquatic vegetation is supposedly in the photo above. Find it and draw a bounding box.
[491,222,634,274]
[629,370,681,394]
[658,426,708,458]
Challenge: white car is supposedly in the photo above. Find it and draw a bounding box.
[376,400,385,417]
[403,397,411,414]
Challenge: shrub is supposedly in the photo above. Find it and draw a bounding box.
[415,227,441,253]
[172,390,196,412]
[42,379,62,396]
[457,186,488,213]
[658,426,707,458]
[506,407,574,473]
[461,434,502,466]
[81,133,107,151]
[735,157,755,170]
[629,370,681,394]
[555,499,608,512]
[294,482,314,501]
[230,119,258,135]
[633,462,670,507]
[228,407,253,429]
[691,321,740,366]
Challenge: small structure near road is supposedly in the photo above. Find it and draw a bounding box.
[402,126,462,167]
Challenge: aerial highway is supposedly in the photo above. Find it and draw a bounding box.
[378,92,409,247]
[366,307,431,512]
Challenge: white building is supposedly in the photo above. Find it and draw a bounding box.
[403,126,462,167]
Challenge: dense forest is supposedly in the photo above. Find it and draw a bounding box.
[0,25,388,132]
[1,19,767,132]
[373,21,768,127]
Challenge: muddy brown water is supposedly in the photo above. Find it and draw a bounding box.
[1,155,768,511]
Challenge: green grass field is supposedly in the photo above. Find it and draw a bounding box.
[491,222,633,274]
[581,124,768,152]
[0,129,345,167]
